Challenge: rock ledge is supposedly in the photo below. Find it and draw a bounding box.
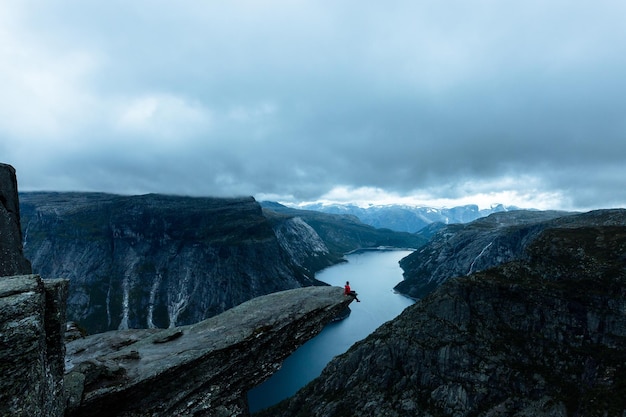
[65,286,353,417]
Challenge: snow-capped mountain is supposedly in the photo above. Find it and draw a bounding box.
[291,203,518,233]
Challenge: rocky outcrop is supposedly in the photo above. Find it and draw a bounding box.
[0,275,68,417]
[19,192,328,334]
[259,224,626,417]
[395,209,626,299]
[0,163,31,276]
[64,286,354,417]
[1,164,66,417]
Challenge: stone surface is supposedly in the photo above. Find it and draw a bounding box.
[396,209,626,299]
[64,286,353,417]
[0,163,31,277]
[261,224,626,416]
[0,274,68,417]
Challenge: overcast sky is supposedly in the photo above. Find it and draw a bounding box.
[2,1,625,211]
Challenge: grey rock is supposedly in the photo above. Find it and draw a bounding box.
[395,209,626,299]
[0,274,68,417]
[64,286,353,417]
[0,163,31,277]
[19,192,328,333]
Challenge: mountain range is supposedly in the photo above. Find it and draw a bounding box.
[286,202,517,233]
[19,192,423,334]
[259,209,626,417]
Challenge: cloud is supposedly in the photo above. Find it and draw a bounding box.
[2,1,626,210]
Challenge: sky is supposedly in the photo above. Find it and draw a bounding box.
[2,1,626,211]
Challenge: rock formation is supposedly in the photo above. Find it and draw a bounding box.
[2,163,358,417]
[64,286,353,417]
[1,163,68,417]
[395,209,626,299]
[19,192,328,333]
[0,274,69,417]
[258,224,626,416]
[19,192,423,335]
[0,163,31,276]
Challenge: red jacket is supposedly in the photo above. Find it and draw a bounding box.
[344,284,351,295]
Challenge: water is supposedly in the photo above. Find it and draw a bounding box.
[247,249,414,412]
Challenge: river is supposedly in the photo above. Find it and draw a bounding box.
[247,249,415,413]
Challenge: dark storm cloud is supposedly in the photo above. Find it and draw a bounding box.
[2,0,626,210]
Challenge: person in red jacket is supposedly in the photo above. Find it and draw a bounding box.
[344,281,360,302]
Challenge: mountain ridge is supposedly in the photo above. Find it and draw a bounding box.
[20,191,424,334]
[283,201,519,233]
[395,208,623,299]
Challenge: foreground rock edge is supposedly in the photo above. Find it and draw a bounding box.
[64,286,354,417]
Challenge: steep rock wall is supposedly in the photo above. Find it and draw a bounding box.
[396,209,626,299]
[0,163,31,276]
[20,192,326,333]
[1,164,67,416]
[260,224,626,417]
[0,275,68,417]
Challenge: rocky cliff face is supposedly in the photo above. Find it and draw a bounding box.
[20,192,423,335]
[19,192,328,334]
[0,275,68,417]
[260,223,626,416]
[395,209,626,299]
[64,286,354,417]
[0,163,31,276]
[1,163,68,417]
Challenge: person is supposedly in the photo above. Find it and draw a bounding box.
[344,281,360,302]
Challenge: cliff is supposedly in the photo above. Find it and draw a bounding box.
[2,163,357,417]
[20,192,423,335]
[64,286,353,417]
[1,164,68,417]
[0,163,32,276]
[395,209,626,299]
[19,192,327,333]
[259,224,626,416]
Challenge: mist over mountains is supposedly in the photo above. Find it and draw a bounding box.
[285,202,518,233]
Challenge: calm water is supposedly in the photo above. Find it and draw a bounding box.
[247,249,414,412]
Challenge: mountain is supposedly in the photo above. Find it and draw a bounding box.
[395,209,626,299]
[19,192,424,334]
[261,201,427,254]
[3,163,361,417]
[258,216,626,416]
[289,202,517,233]
[19,192,328,334]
